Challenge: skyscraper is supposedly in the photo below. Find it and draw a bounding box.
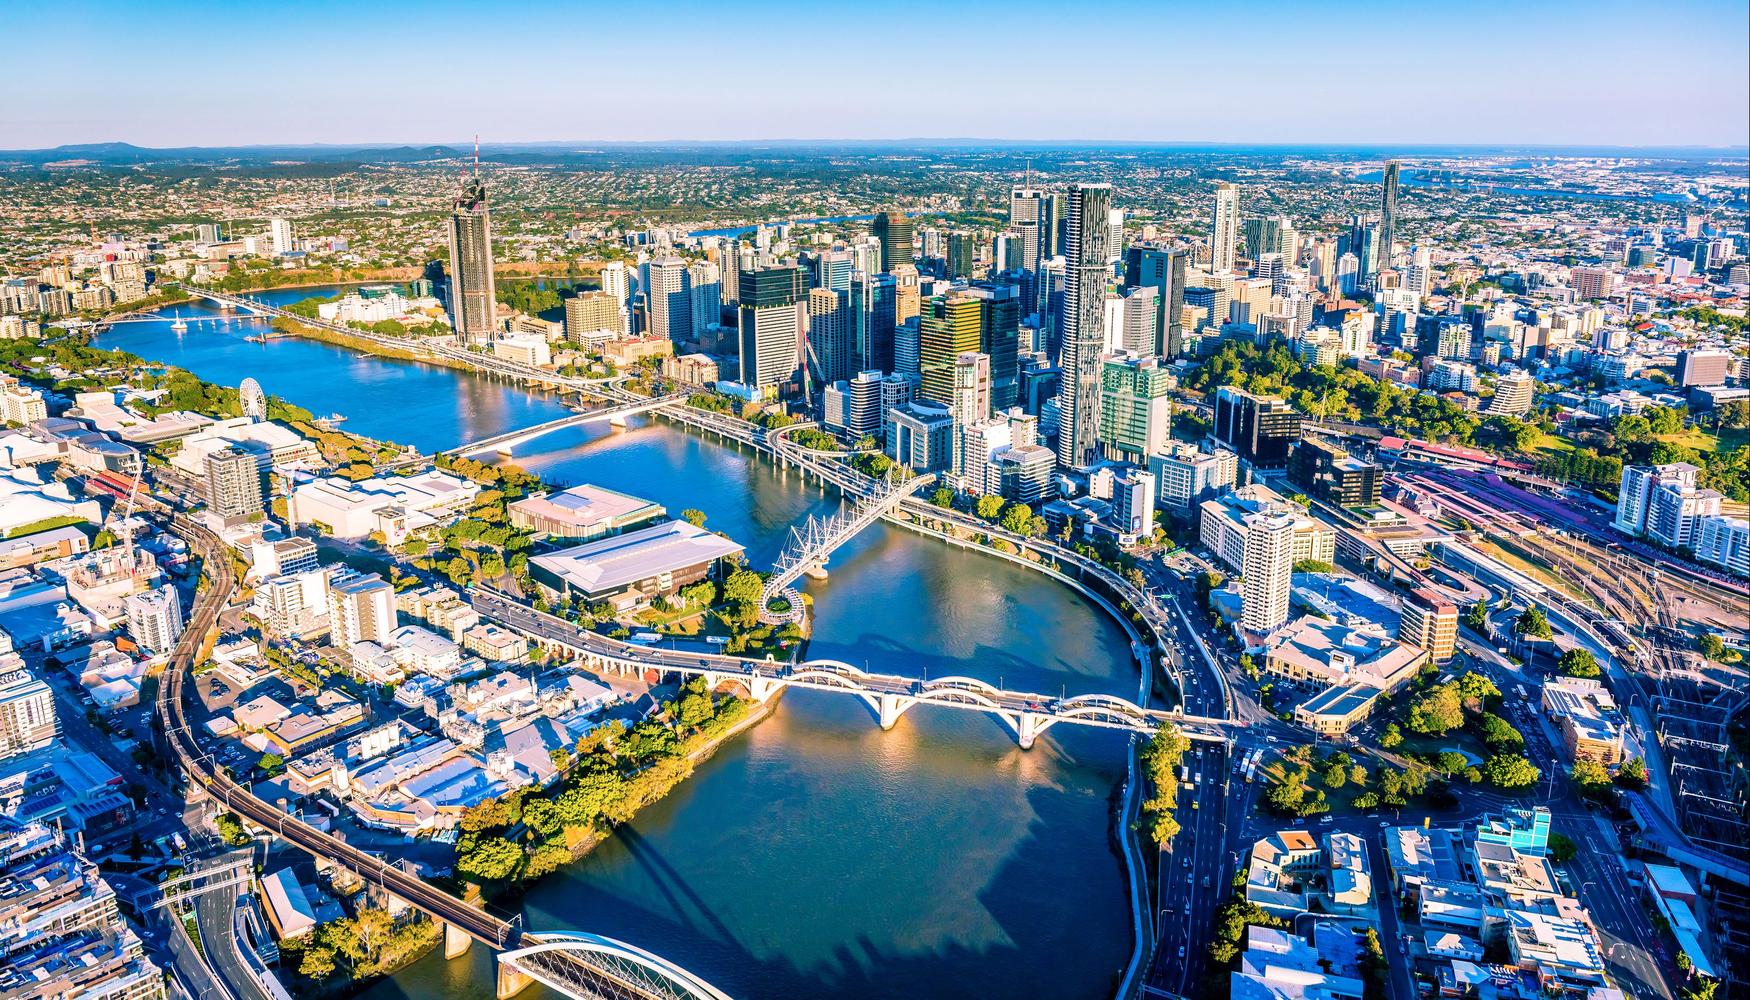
[970,283,1022,411]
[918,292,984,407]
[946,231,974,280]
[645,256,692,344]
[1124,244,1190,358]
[1210,182,1240,274]
[850,270,896,374]
[873,211,915,273]
[1010,187,1047,273]
[1054,183,1113,469]
[738,267,807,391]
[1380,159,1400,272]
[446,176,497,345]
[806,288,854,387]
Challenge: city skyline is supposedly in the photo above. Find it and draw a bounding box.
[5,0,1748,149]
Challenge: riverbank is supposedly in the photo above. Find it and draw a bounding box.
[263,314,477,375]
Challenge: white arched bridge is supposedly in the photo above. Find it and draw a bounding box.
[499,933,736,1000]
[472,589,1229,748]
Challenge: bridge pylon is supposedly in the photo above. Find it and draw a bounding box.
[875,692,912,730]
[496,957,535,998]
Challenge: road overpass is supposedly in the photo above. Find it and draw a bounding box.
[444,392,688,458]
[156,516,735,999]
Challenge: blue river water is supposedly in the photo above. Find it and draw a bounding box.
[102,297,1138,1000]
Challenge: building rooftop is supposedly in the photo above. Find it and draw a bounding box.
[530,519,744,595]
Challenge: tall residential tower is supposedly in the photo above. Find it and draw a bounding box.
[447,176,497,345]
[1054,183,1113,469]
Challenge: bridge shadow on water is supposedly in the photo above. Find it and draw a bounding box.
[523,776,1130,999]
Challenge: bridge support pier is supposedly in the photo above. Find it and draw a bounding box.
[495,957,534,998]
[443,919,473,960]
[609,415,628,428]
[1016,712,1048,750]
[876,693,912,730]
[747,675,784,702]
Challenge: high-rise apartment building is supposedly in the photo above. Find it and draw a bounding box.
[737,267,807,391]
[873,211,915,273]
[1054,183,1114,469]
[1241,511,1296,634]
[0,668,57,761]
[1210,182,1241,274]
[565,290,626,343]
[268,217,294,256]
[205,446,265,522]
[1486,370,1536,417]
[1615,462,1699,536]
[1098,354,1173,463]
[124,584,184,656]
[328,573,398,646]
[1379,160,1400,271]
[446,176,497,345]
[1117,285,1159,355]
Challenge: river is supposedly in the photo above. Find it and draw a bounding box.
[103,292,1139,1000]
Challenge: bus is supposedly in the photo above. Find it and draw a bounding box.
[627,632,662,645]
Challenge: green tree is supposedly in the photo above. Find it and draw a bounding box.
[1380,722,1403,749]
[680,508,707,528]
[999,502,1034,535]
[1547,832,1578,862]
[1558,647,1600,678]
[1482,753,1540,790]
[1463,598,1489,633]
[1571,759,1613,798]
[299,945,337,980]
[1407,685,1465,735]
[975,494,1004,521]
[1474,712,1524,749]
[454,836,524,883]
[930,486,955,508]
[1616,756,1649,789]
[1514,606,1553,639]
[1697,633,1725,660]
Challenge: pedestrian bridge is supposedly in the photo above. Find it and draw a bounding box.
[758,468,936,624]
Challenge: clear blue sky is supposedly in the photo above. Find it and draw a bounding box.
[6,0,1746,148]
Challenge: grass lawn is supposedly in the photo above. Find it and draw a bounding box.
[1654,426,1728,454]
